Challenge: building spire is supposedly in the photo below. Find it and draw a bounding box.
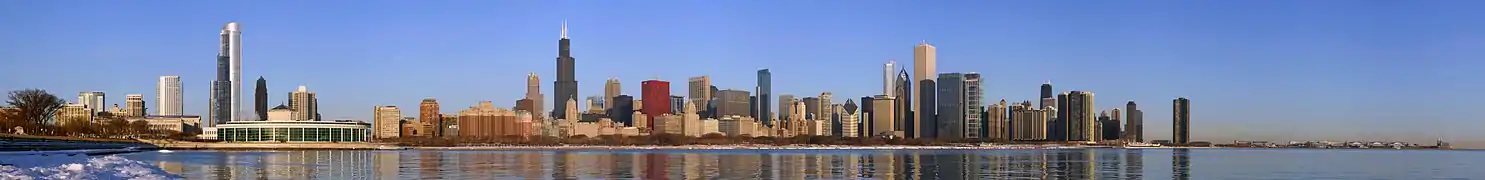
[560,19,568,39]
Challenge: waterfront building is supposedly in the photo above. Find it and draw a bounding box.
[157,76,182,115]
[1009,102,1048,141]
[608,95,635,127]
[870,95,899,138]
[605,77,621,110]
[420,99,441,137]
[641,79,671,131]
[78,91,105,114]
[553,21,580,121]
[1101,110,1121,141]
[716,90,751,118]
[756,69,772,126]
[55,103,93,126]
[527,73,545,120]
[126,115,201,134]
[373,106,401,139]
[840,100,860,137]
[1173,97,1191,144]
[400,117,423,137]
[126,94,146,117]
[632,111,649,131]
[1125,101,1143,142]
[1061,91,1097,142]
[221,22,243,123]
[689,76,711,110]
[934,73,965,140]
[215,114,370,143]
[682,102,703,137]
[916,79,937,139]
[963,73,983,139]
[288,86,317,121]
[1051,93,1068,141]
[987,100,1008,141]
[514,111,535,137]
[459,101,518,138]
[718,115,757,136]
[254,77,268,121]
[912,41,936,137]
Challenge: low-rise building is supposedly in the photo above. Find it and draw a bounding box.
[127,115,202,134]
[214,109,370,142]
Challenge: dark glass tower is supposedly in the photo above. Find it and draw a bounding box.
[553,21,579,120]
[1126,101,1142,142]
[209,31,232,126]
[915,79,937,139]
[933,73,964,140]
[254,77,267,121]
[608,95,635,126]
[756,69,771,126]
[1040,82,1053,107]
[1173,97,1190,144]
[859,96,873,137]
[893,69,913,135]
[1051,93,1069,141]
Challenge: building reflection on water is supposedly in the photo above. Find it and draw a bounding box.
[129,149,1196,179]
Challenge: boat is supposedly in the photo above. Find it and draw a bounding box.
[1125,142,1163,148]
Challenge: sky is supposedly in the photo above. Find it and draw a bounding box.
[3,1,1483,148]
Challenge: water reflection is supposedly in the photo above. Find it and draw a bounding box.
[122,149,1195,179]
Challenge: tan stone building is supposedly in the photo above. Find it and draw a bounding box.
[871,95,900,138]
[373,105,402,139]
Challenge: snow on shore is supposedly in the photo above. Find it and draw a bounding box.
[0,153,181,180]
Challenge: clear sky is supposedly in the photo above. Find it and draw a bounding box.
[3,1,1483,147]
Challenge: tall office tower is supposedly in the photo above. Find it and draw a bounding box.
[911,41,936,136]
[777,95,795,122]
[527,73,546,120]
[688,76,711,110]
[870,95,897,137]
[987,100,1008,141]
[223,22,243,122]
[932,73,963,140]
[604,77,621,110]
[288,86,317,121]
[669,96,685,114]
[1173,97,1190,144]
[1104,109,1122,141]
[1040,81,1053,107]
[77,92,104,113]
[883,60,895,96]
[1125,101,1143,142]
[1009,101,1048,141]
[608,95,635,126]
[963,73,983,139]
[156,76,183,115]
[374,106,402,139]
[915,79,936,139]
[420,99,441,137]
[641,79,671,131]
[756,69,772,126]
[801,97,820,120]
[209,22,238,125]
[818,92,833,118]
[840,100,860,138]
[254,77,267,120]
[716,90,751,118]
[1061,91,1097,142]
[859,96,874,137]
[748,96,756,119]
[1051,93,1069,141]
[893,69,912,133]
[553,21,579,120]
[124,94,145,117]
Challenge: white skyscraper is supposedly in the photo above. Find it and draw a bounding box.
[224,22,243,121]
[883,60,894,96]
[77,92,105,114]
[157,76,182,115]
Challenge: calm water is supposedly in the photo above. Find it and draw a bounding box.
[118,148,1481,179]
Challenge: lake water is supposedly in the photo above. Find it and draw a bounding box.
[118,148,1481,179]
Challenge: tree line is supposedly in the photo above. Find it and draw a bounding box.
[1,89,192,140]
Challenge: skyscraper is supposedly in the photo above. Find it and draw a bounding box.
[1061,91,1097,142]
[916,79,936,139]
[224,22,242,122]
[688,76,711,110]
[125,94,145,117]
[777,94,795,122]
[1125,101,1143,142]
[883,60,895,96]
[818,92,833,119]
[893,69,912,135]
[210,22,238,126]
[604,77,621,110]
[608,95,635,126]
[288,86,317,121]
[421,99,441,137]
[1173,97,1190,144]
[254,77,267,121]
[77,92,104,114]
[1040,81,1054,108]
[670,96,685,114]
[756,69,772,126]
[987,100,1008,141]
[963,73,983,139]
[374,106,402,139]
[870,95,897,137]
[717,90,751,118]
[912,41,936,136]
[1106,108,1122,141]
[933,73,963,140]
[527,73,545,120]
[641,79,671,131]
[157,76,182,115]
[553,20,579,120]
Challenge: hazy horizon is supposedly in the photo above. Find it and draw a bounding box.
[3,1,1482,148]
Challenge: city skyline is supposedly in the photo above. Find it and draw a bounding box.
[3,1,1483,147]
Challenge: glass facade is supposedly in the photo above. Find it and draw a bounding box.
[215,121,371,142]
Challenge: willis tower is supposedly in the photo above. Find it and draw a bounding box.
[553,21,578,120]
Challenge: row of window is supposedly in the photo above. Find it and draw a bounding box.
[217,127,368,142]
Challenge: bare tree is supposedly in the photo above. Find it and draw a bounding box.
[5,89,65,132]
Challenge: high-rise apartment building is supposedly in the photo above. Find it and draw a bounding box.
[1009,101,1048,141]
[1125,101,1143,142]
[374,106,402,139]
[1060,91,1097,142]
[641,79,671,131]
[756,69,771,126]
[157,76,182,115]
[125,94,146,117]
[688,76,711,110]
[420,99,441,137]
[288,86,317,121]
[254,77,267,120]
[987,100,1008,141]
[1173,97,1191,144]
[553,21,579,120]
[527,73,546,120]
[77,92,104,114]
[911,41,936,137]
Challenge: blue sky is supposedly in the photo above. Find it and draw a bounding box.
[3,1,1483,146]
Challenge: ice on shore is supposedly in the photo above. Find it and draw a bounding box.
[0,154,181,180]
